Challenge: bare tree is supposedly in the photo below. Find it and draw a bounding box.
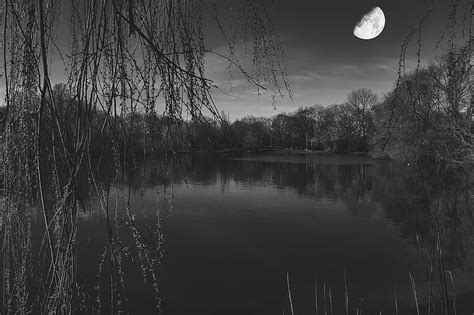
[347,88,378,144]
[295,106,319,150]
[381,0,473,168]
[375,47,472,166]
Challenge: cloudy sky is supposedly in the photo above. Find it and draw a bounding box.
[0,0,467,120]
[207,0,464,119]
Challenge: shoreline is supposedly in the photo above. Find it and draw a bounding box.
[174,148,393,160]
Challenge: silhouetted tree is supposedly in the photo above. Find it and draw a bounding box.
[347,88,378,151]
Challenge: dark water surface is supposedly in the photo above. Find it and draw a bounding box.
[75,153,473,314]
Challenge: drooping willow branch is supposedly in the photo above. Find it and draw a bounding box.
[1,0,290,312]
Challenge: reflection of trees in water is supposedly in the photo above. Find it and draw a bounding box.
[348,199,377,218]
[119,154,474,271]
[372,163,474,270]
[430,179,473,271]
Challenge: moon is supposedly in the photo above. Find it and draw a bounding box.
[353,7,385,40]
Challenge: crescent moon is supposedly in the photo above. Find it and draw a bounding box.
[353,7,386,40]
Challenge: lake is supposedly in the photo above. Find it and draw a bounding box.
[72,153,473,314]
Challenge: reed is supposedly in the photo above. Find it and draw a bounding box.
[329,287,333,315]
[323,283,327,315]
[286,272,294,315]
[409,272,420,315]
[282,247,466,315]
[344,270,349,315]
[447,271,457,315]
[315,275,319,315]
[394,282,399,315]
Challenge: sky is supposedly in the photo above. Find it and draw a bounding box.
[207,0,466,119]
[0,0,468,120]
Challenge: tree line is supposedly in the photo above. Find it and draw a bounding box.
[161,87,379,154]
[6,86,377,155]
[3,46,469,169]
[88,46,471,169]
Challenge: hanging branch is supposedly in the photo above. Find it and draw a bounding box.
[1,0,291,312]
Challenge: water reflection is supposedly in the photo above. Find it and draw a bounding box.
[89,153,473,314]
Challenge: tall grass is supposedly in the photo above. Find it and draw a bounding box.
[284,218,469,315]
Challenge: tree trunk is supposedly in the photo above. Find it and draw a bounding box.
[305,131,309,150]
